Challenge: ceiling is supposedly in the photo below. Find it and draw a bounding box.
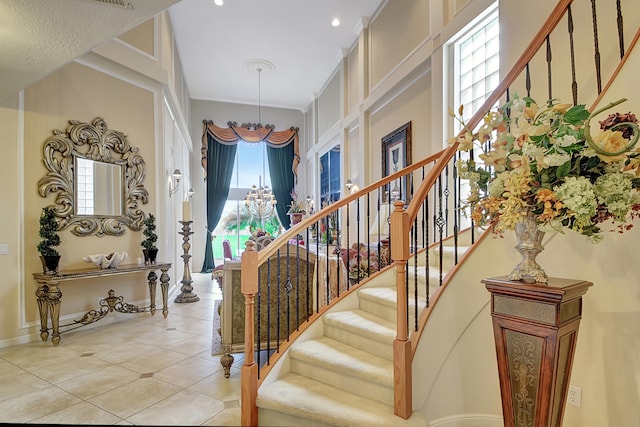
[168,0,384,111]
[0,0,179,102]
[1,0,385,112]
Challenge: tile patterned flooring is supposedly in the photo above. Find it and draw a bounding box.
[0,273,242,425]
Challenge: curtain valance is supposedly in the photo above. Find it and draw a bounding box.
[200,120,300,182]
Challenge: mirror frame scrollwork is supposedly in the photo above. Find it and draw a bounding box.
[38,117,149,237]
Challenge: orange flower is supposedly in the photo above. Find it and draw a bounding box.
[594,130,629,163]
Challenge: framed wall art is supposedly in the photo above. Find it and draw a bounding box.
[381,121,412,202]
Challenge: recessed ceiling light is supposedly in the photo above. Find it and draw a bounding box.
[214,0,224,6]
[331,17,341,27]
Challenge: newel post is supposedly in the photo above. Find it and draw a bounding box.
[390,200,412,419]
[241,241,259,426]
[483,276,592,427]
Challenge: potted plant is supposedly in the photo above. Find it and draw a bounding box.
[141,213,158,264]
[287,189,306,227]
[37,207,61,274]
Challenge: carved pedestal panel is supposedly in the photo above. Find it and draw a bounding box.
[483,276,592,427]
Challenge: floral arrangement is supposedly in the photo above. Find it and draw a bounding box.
[453,95,640,242]
[348,251,379,279]
[287,189,306,214]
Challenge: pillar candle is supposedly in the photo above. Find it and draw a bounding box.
[182,200,191,221]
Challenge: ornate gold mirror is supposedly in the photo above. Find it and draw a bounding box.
[38,117,149,237]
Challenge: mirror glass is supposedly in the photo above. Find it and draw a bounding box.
[39,117,149,237]
[75,158,123,216]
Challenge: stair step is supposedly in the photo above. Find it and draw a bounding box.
[289,336,393,405]
[323,309,395,360]
[358,286,427,323]
[257,372,428,427]
[409,244,469,268]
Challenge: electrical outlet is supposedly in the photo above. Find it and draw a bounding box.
[0,244,8,255]
[568,385,582,407]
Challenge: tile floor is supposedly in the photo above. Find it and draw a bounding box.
[0,273,243,425]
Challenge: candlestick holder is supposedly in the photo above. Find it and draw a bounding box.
[174,221,199,303]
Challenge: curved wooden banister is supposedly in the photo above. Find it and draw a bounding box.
[241,0,637,423]
[405,0,574,224]
[254,150,443,263]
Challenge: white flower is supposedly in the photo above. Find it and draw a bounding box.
[554,176,598,223]
[594,173,634,221]
[511,97,526,115]
[555,134,577,147]
[544,152,571,167]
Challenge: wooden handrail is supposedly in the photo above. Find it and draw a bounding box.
[406,0,575,221]
[393,0,577,418]
[255,150,442,263]
[240,0,640,423]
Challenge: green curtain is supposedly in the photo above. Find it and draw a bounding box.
[267,142,295,228]
[201,134,237,273]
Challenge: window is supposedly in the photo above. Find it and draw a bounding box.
[320,145,341,207]
[448,4,499,228]
[76,158,94,215]
[452,5,499,126]
[212,141,282,261]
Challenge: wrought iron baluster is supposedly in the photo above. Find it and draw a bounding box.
[591,0,602,94]
[413,216,418,332]
[437,173,444,287]
[276,249,281,351]
[546,35,553,101]
[425,192,430,308]
[616,0,624,58]
[525,63,531,97]
[567,5,578,105]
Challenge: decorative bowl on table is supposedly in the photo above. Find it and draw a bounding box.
[82,252,128,269]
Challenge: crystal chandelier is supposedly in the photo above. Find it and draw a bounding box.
[245,175,277,221]
[243,60,278,225]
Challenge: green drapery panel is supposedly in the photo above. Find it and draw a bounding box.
[267,142,295,228]
[201,133,237,273]
[200,120,299,269]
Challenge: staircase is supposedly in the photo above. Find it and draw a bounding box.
[256,241,468,426]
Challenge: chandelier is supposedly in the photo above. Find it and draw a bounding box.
[245,175,277,221]
[243,59,278,224]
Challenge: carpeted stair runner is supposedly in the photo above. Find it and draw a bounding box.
[256,242,468,426]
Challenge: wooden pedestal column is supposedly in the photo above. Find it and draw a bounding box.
[483,276,592,427]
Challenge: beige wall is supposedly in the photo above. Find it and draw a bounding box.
[118,18,155,57]
[308,0,640,425]
[369,0,430,89]
[0,12,191,346]
[369,73,431,181]
[0,95,23,344]
[23,62,156,319]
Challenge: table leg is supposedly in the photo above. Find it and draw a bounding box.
[160,267,170,318]
[221,344,234,379]
[35,283,49,342]
[46,282,62,346]
[147,271,158,315]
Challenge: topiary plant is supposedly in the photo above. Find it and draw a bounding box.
[37,207,61,257]
[141,213,158,251]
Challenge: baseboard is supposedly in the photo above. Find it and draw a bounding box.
[428,413,503,427]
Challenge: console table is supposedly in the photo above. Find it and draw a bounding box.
[33,262,171,346]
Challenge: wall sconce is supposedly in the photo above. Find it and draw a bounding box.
[345,179,354,194]
[169,169,182,197]
[187,188,195,199]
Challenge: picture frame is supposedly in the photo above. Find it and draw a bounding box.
[381,121,412,202]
